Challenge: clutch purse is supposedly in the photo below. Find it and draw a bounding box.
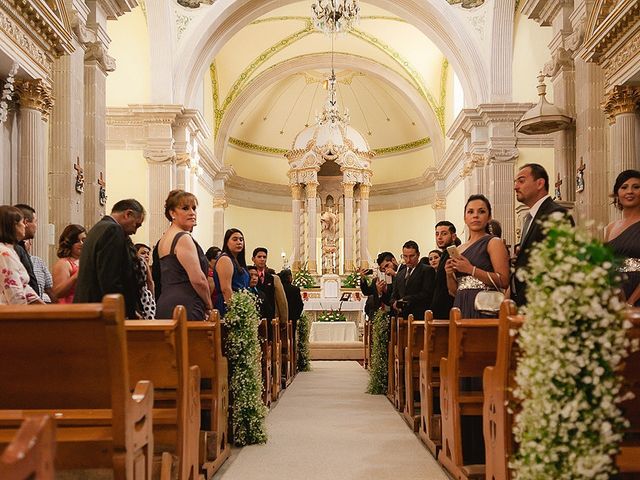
[474,272,504,315]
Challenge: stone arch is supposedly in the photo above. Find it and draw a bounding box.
[214,52,445,164]
[174,0,489,111]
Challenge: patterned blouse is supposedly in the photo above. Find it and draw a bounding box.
[0,242,40,304]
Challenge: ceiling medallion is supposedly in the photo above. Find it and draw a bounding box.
[311,0,360,34]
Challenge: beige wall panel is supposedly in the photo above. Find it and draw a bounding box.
[193,186,214,250]
[516,147,555,180]
[226,147,290,184]
[369,205,436,260]
[445,180,465,241]
[512,12,553,103]
[372,148,433,183]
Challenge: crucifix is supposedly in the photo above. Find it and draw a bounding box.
[576,157,586,193]
[73,157,84,194]
[554,173,563,201]
[98,172,107,206]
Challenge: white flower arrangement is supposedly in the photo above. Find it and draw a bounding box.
[297,313,311,372]
[0,63,19,125]
[366,309,390,394]
[224,289,268,446]
[512,212,636,479]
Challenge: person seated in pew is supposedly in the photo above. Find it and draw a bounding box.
[0,206,44,305]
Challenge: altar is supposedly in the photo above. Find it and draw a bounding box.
[309,321,359,343]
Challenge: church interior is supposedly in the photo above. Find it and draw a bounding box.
[1,0,640,479]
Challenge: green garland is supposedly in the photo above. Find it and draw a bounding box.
[224,290,268,446]
[366,309,390,394]
[317,310,347,322]
[297,313,311,372]
[342,271,360,288]
[512,213,633,479]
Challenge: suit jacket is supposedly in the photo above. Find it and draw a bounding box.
[282,282,304,322]
[391,262,436,319]
[431,250,454,320]
[74,216,139,318]
[512,197,572,306]
[15,242,39,294]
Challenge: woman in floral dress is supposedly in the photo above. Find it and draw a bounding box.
[0,205,43,305]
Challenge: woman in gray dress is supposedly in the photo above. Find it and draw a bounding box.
[445,194,510,318]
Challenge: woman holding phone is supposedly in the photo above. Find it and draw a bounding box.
[445,194,510,318]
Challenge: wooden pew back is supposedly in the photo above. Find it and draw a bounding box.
[271,318,282,401]
[394,317,408,410]
[438,308,499,480]
[618,307,640,474]
[0,416,55,480]
[125,306,200,480]
[387,316,397,403]
[403,315,425,430]
[0,295,153,478]
[258,319,272,407]
[418,311,449,455]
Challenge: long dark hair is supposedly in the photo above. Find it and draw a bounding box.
[57,224,86,258]
[222,228,246,269]
[612,169,640,210]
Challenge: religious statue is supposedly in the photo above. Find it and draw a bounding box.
[320,209,338,274]
[74,157,84,194]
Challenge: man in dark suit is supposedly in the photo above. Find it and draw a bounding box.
[13,204,39,294]
[74,199,146,318]
[512,163,572,307]
[431,221,458,319]
[252,247,288,323]
[391,240,436,319]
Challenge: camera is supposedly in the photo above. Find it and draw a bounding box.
[364,269,373,275]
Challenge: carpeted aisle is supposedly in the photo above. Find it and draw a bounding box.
[214,361,448,480]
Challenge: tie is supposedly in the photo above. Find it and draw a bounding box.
[521,213,533,241]
[259,271,264,284]
[405,267,413,285]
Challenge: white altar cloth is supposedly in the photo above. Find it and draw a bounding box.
[309,321,359,343]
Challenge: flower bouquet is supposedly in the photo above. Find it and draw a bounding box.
[293,264,315,289]
[317,310,347,322]
[342,271,360,288]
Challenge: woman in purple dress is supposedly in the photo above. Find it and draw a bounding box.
[445,194,510,318]
[606,169,640,307]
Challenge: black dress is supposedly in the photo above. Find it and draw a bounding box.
[156,231,209,320]
[607,220,640,306]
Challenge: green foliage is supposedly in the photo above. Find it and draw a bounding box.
[317,310,347,322]
[512,213,633,479]
[225,290,268,446]
[342,271,360,288]
[297,313,311,372]
[293,266,315,289]
[366,310,390,394]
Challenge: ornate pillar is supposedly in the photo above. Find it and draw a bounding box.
[291,184,303,271]
[342,182,355,273]
[355,196,361,267]
[16,79,53,261]
[486,156,517,247]
[305,182,318,274]
[359,184,370,269]
[212,167,233,248]
[84,41,114,227]
[603,85,640,176]
[432,192,446,223]
[146,158,175,243]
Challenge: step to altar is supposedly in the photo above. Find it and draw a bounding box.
[309,341,364,360]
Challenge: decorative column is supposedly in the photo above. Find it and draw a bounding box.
[355,196,361,267]
[342,182,355,273]
[305,182,318,274]
[359,184,370,269]
[16,79,53,261]
[212,167,233,248]
[291,184,303,271]
[432,192,446,223]
[486,155,518,247]
[146,158,175,243]
[603,85,640,175]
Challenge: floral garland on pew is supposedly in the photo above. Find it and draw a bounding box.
[224,290,268,446]
[297,313,311,372]
[366,309,390,394]
[512,213,636,479]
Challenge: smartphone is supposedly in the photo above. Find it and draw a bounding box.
[377,269,386,282]
[447,245,461,258]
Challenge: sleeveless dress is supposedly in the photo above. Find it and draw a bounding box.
[212,252,249,318]
[57,258,79,304]
[156,231,209,320]
[607,220,640,306]
[453,235,500,318]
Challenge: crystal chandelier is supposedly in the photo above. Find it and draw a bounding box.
[311,0,360,34]
[317,70,350,127]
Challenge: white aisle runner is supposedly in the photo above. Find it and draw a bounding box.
[214,361,448,480]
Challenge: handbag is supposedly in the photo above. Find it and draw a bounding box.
[474,272,504,315]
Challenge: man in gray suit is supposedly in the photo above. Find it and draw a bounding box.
[74,199,145,318]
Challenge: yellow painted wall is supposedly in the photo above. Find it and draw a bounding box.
[516,147,555,181]
[226,147,290,185]
[372,148,433,183]
[445,179,466,240]
[225,205,293,269]
[369,205,436,260]
[193,186,214,250]
[106,150,150,245]
[106,7,151,105]
[512,11,554,103]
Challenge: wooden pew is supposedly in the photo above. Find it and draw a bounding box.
[258,319,273,407]
[0,295,154,479]
[0,416,55,480]
[363,318,372,369]
[187,314,230,478]
[402,315,425,431]
[418,312,449,455]
[125,306,200,480]
[483,301,522,480]
[387,316,397,404]
[438,308,498,480]
[284,319,295,385]
[617,307,640,476]
[271,318,282,401]
[394,317,408,411]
